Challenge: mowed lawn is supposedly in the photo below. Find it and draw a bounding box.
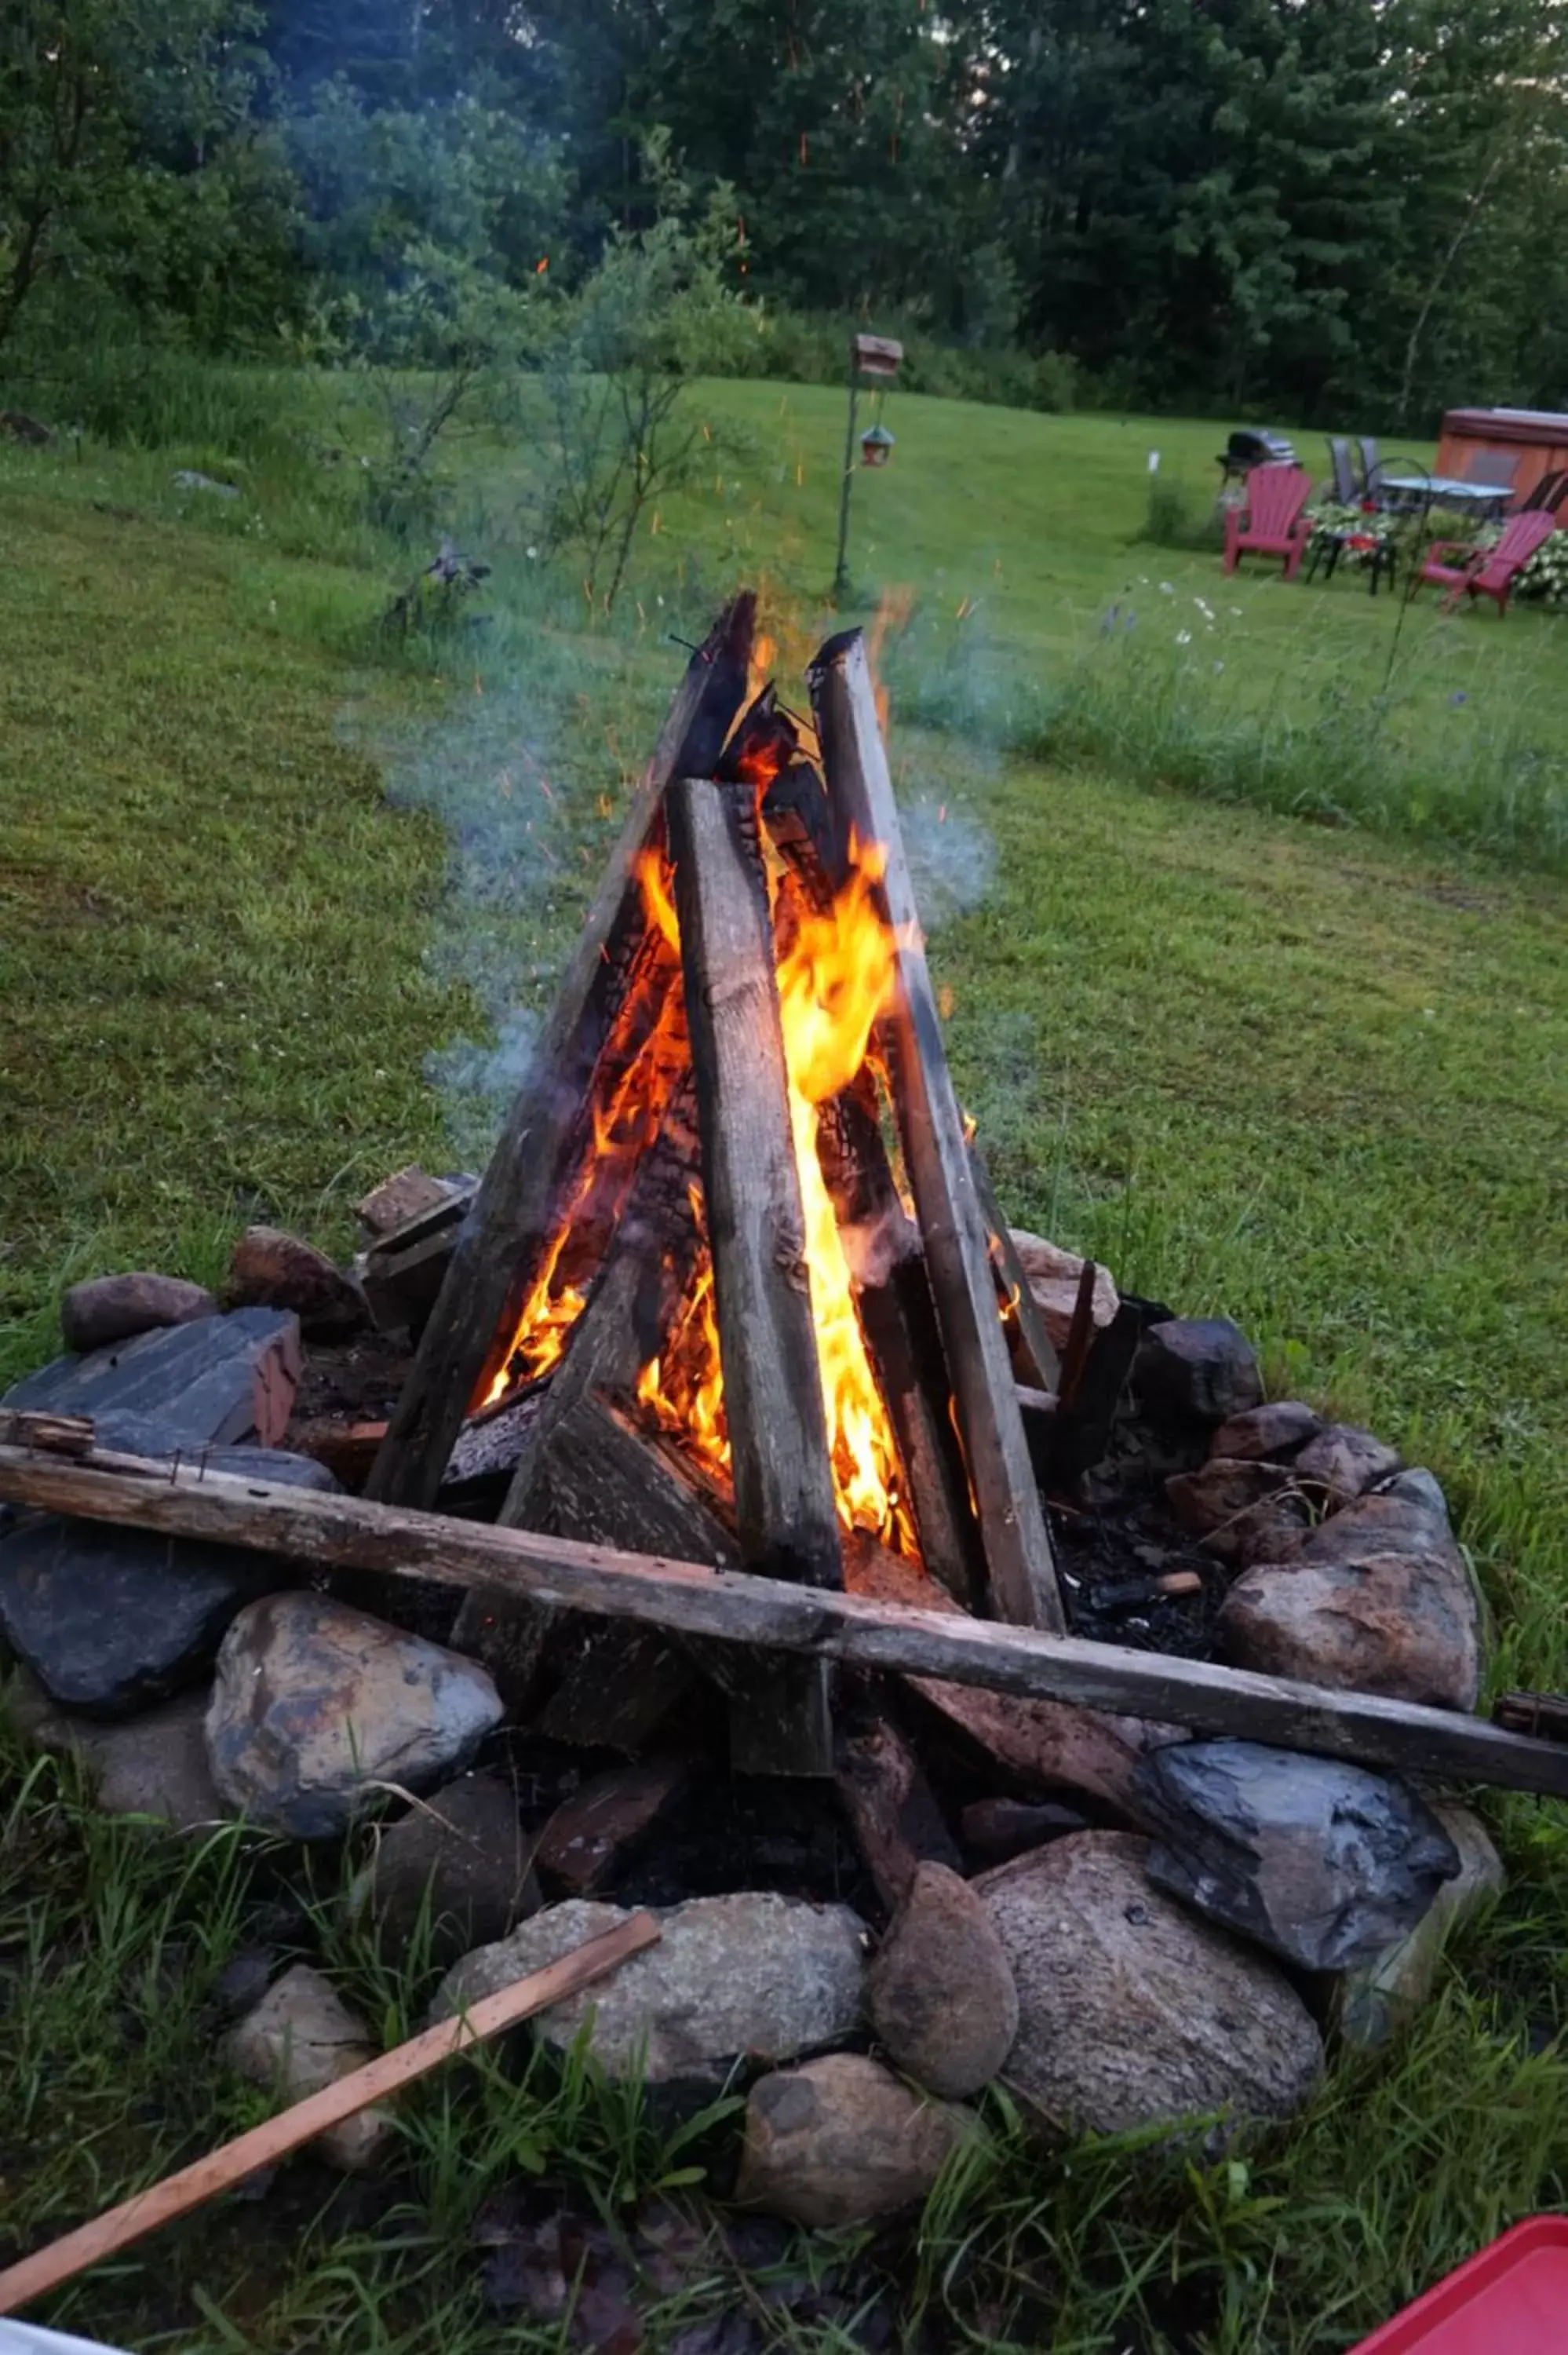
[3,393,1568,2350]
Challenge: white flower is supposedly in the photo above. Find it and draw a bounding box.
[527,546,538,560]
[1194,597,1213,618]
[1176,629,1191,645]
[1229,605,1242,615]
[1213,659,1225,674]
[1159,581,1174,594]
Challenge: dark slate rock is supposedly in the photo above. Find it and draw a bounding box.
[89,1413,342,1492]
[60,1273,217,1354]
[0,1515,293,1718]
[1133,1318,1263,1428]
[1133,1740,1461,1973]
[4,1307,301,1449]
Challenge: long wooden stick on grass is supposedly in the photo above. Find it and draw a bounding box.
[0,1912,662,2318]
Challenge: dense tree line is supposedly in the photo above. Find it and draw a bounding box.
[4,0,1566,424]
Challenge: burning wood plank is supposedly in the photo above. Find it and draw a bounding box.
[667,772,842,1773]
[809,628,1066,1634]
[366,593,756,1511]
[5,1427,1568,1801]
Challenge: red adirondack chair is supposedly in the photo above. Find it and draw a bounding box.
[1413,508,1555,615]
[1223,463,1313,578]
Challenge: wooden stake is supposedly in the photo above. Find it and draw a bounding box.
[366,594,755,1512]
[809,630,1066,1634]
[0,1914,661,2319]
[667,773,842,1772]
[4,1433,1567,1800]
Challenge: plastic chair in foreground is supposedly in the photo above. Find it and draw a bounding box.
[1222,462,1314,578]
[1411,507,1555,615]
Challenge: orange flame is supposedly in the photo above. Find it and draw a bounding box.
[482,802,914,1552]
[637,832,913,1550]
[867,589,913,742]
[479,845,687,1405]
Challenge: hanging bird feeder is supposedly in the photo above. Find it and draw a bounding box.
[833,334,903,598]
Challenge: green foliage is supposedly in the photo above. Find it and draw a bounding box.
[1140,474,1223,550]
[533,132,752,610]
[0,0,294,360]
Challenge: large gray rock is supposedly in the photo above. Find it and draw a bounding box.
[1292,1425,1402,1504]
[1132,1319,1263,1428]
[0,1515,291,1718]
[1217,1480,1480,1711]
[736,2055,973,2227]
[0,1426,333,1718]
[60,1273,217,1354]
[1133,1741,1461,1973]
[5,1669,223,1830]
[4,1306,301,1448]
[1334,1802,1505,2049]
[206,1594,503,1838]
[870,1862,1018,2099]
[224,1964,390,2169]
[432,1893,868,2090]
[979,1833,1322,2137]
[351,1772,540,1963]
[228,1226,365,1338]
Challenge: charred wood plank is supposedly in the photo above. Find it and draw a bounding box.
[534,1760,691,1895]
[808,630,1064,1634]
[450,1099,709,1720]
[366,594,754,1511]
[667,772,842,1773]
[10,1441,1568,1799]
[834,1712,962,1913]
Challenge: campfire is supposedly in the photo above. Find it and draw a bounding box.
[1,591,1559,2256]
[366,593,1067,1773]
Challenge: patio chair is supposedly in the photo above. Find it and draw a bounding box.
[1325,436,1359,504]
[1223,462,1313,578]
[1358,436,1381,492]
[1411,507,1556,615]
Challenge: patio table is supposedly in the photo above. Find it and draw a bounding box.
[1377,473,1514,517]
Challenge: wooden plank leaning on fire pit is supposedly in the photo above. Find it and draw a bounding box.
[666,772,844,1775]
[809,629,1066,1636]
[5,1423,1568,1800]
[366,593,756,1513]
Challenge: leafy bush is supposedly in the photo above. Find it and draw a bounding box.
[531,133,752,610]
[1140,475,1223,550]
[1515,529,1568,605]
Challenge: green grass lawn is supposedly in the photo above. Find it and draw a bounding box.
[3,385,1568,2351]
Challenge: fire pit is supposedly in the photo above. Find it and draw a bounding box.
[0,592,1556,2227]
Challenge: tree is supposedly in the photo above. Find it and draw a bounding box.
[0,0,271,356]
[534,130,751,610]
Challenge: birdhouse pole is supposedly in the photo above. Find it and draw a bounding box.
[832,333,903,603]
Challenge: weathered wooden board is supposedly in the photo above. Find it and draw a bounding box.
[667,772,841,1773]
[808,629,1065,1635]
[366,593,754,1511]
[4,1435,1567,1800]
